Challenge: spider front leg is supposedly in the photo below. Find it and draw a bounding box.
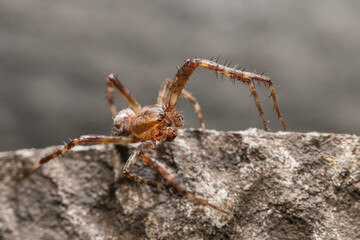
[124,140,229,215]
[158,79,205,132]
[107,74,142,117]
[17,135,138,179]
[166,58,286,130]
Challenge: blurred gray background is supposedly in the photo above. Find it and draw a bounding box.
[1,0,359,151]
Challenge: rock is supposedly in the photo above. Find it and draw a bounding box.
[0,128,359,240]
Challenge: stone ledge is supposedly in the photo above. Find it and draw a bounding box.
[0,128,359,239]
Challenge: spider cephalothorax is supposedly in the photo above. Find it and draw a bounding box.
[18,58,286,215]
[112,105,183,142]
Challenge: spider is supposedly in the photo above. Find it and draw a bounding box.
[18,58,286,215]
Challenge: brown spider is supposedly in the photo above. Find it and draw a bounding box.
[18,58,286,215]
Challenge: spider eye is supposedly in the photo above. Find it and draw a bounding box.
[157,111,166,121]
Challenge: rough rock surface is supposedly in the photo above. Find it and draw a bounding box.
[0,128,359,240]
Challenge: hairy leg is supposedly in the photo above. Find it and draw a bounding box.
[158,79,205,132]
[139,151,229,215]
[18,135,138,179]
[180,89,205,132]
[123,140,228,214]
[107,74,142,117]
[247,81,267,130]
[157,79,172,106]
[166,58,286,130]
[123,140,169,187]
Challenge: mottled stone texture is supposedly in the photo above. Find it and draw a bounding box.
[0,129,359,240]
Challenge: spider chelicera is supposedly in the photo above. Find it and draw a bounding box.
[18,58,286,215]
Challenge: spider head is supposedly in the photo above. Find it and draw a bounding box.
[139,105,168,125]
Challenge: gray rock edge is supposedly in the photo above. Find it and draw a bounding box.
[0,128,359,240]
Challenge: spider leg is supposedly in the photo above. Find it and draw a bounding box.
[157,79,172,106]
[123,140,229,214]
[123,140,169,188]
[17,135,138,179]
[107,74,142,117]
[166,58,286,130]
[267,82,286,130]
[180,89,205,133]
[247,80,267,130]
[241,74,286,130]
[158,79,205,132]
[139,150,229,215]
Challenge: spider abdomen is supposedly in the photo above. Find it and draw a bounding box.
[112,108,135,136]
